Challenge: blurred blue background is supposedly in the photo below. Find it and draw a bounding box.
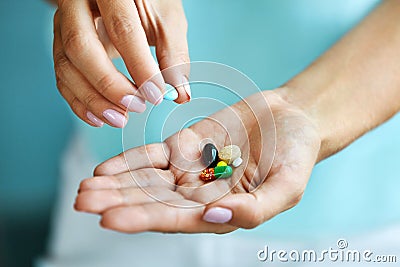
[1,0,399,266]
[0,1,72,266]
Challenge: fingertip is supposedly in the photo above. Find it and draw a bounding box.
[121,95,146,113]
[100,212,116,231]
[75,190,122,213]
[99,216,108,229]
[102,109,128,128]
[87,111,105,127]
[74,191,87,212]
[141,81,164,105]
[93,164,108,177]
[182,76,191,99]
[174,85,191,104]
[79,176,119,191]
[159,64,191,104]
[163,84,179,101]
[79,178,92,192]
[93,164,103,176]
[100,208,133,233]
[93,153,127,176]
[169,76,191,104]
[74,191,91,212]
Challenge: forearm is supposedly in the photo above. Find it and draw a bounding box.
[277,0,400,161]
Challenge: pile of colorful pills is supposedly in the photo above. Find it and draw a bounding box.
[200,143,243,182]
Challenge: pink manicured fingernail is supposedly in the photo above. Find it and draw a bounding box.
[121,95,146,113]
[102,109,127,128]
[203,207,232,224]
[142,81,163,105]
[87,111,104,127]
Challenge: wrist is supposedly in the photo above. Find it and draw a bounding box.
[273,83,343,162]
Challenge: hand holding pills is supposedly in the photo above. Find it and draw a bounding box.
[66,0,400,234]
[52,0,190,128]
[74,91,320,233]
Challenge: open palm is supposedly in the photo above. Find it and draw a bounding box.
[75,91,321,233]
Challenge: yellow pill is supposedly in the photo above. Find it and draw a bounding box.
[217,161,227,167]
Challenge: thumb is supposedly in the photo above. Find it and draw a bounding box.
[201,169,308,229]
[155,6,191,103]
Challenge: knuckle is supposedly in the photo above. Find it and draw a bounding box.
[158,50,190,72]
[53,10,60,30]
[83,93,99,109]
[70,96,81,111]
[145,144,168,165]
[63,30,90,58]
[174,52,190,66]
[160,50,190,65]
[243,210,263,229]
[55,78,65,93]
[54,66,67,85]
[178,52,190,64]
[96,74,118,95]
[145,143,161,155]
[277,167,306,209]
[288,190,304,208]
[54,50,69,68]
[108,15,138,40]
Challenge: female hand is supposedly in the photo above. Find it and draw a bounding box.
[74,90,321,233]
[73,0,400,232]
[53,0,190,128]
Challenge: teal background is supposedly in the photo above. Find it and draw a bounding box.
[1,0,399,266]
[0,1,72,266]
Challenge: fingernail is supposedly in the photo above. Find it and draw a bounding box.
[183,77,191,99]
[203,207,232,224]
[163,84,179,101]
[102,109,127,128]
[87,111,104,127]
[142,81,163,105]
[121,95,146,113]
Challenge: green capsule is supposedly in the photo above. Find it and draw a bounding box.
[214,165,233,179]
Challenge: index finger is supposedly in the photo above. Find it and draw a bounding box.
[59,0,147,114]
[94,143,171,176]
[96,0,166,105]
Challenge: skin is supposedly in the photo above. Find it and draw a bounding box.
[75,92,319,233]
[52,0,190,127]
[74,0,400,233]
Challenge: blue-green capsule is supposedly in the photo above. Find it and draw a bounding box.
[163,84,179,101]
[214,165,233,179]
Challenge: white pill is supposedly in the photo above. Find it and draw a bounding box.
[232,157,243,167]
